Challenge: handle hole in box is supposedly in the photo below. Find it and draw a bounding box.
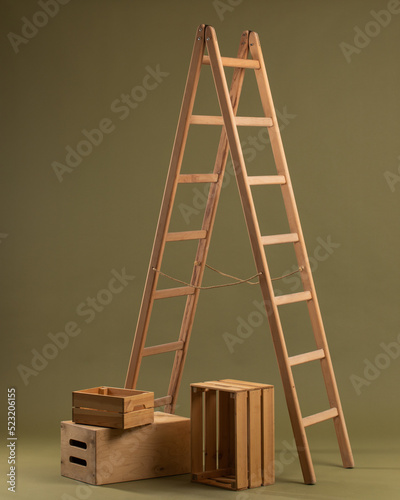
[69,456,87,467]
[69,439,87,449]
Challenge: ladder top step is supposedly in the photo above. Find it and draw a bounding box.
[190,115,273,127]
[261,233,299,246]
[247,175,286,185]
[274,291,312,306]
[178,174,219,183]
[166,230,207,242]
[154,286,195,300]
[142,341,184,357]
[202,55,260,69]
[303,407,339,427]
[288,349,325,367]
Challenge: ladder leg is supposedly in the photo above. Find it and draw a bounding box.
[124,25,206,389]
[248,31,354,470]
[165,30,251,413]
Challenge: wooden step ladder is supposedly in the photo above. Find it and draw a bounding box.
[125,24,354,484]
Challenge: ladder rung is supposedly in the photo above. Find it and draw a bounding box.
[190,115,273,127]
[261,233,299,245]
[274,291,312,306]
[202,55,260,69]
[178,174,219,183]
[142,341,184,357]
[154,395,173,407]
[154,286,195,300]
[289,349,325,367]
[303,408,339,428]
[166,230,207,242]
[235,116,273,127]
[247,175,286,185]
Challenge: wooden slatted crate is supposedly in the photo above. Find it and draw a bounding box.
[190,379,274,490]
[72,386,154,429]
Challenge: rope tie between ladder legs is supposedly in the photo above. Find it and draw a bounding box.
[152,264,304,290]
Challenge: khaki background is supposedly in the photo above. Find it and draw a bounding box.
[1,0,399,498]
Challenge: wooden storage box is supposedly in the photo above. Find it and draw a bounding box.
[191,379,274,490]
[72,386,154,430]
[61,412,190,485]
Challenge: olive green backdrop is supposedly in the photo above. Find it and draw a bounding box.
[1,0,399,498]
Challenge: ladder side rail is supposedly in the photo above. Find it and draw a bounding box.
[204,25,316,484]
[249,32,354,469]
[249,31,335,358]
[125,25,206,389]
[165,30,251,413]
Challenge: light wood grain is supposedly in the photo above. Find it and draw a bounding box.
[261,233,299,245]
[166,230,207,242]
[235,391,248,490]
[191,388,204,474]
[191,380,274,490]
[142,341,184,357]
[61,412,190,485]
[262,387,275,485]
[274,291,312,306]
[248,389,262,488]
[303,407,339,428]
[190,115,272,126]
[247,175,286,185]
[202,55,260,69]
[72,407,154,430]
[288,349,325,367]
[153,286,195,300]
[178,173,218,183]
[205,390,217,471]
[153,395,172,407]
[218,391,231,470]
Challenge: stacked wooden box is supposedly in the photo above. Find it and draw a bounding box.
[62,386,190,484]
[61,412,190,485]
[72,386,154,429]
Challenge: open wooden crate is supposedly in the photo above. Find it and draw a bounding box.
[191,379,274,490]
[72,386,154,430]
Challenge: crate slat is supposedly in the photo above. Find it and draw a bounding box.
[205,390,217,471]
[248,389,262,488]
